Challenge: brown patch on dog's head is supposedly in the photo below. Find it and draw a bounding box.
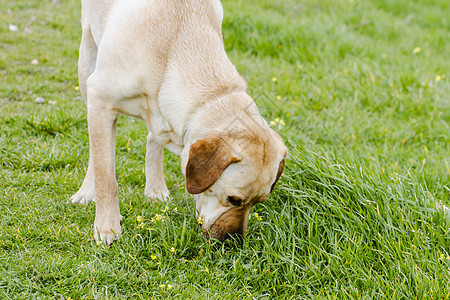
[186,135,241,194]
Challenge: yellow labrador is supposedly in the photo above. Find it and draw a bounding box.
[71,0,287,245]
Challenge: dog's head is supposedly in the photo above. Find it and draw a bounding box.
[185,120,287,243]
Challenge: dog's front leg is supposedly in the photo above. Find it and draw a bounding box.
[144,133,170,201]
[70,26,97,205]
[87,95,121,245]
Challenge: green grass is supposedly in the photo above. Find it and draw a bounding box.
[1,0,449,298]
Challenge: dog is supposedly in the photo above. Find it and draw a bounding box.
[70,0,287,245]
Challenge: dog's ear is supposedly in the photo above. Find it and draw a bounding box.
[186,136,241,194]
[270,157,285,192]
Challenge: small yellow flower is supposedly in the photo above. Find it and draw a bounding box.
[153,214,166,222]
[412,47,421,54]
[254,213,262,221]
[74,86,79,91]
[276,95,282,100]
[167,284,173,289]
[170,247,175,253]
[270,118,285,130]
[436,75,442,82]
[137,216,144,223]
[151,255,157,260]
[198,248,204,255]
[197,217,204,225]
[159,284,165,289]
[272,77,277,82]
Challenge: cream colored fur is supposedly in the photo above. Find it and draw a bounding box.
[71,0,287,245]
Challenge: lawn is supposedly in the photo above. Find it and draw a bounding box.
[1,0,449,298]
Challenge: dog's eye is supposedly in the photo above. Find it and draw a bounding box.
[227,196,242,206]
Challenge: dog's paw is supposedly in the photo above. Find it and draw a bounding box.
[70,181,95,205]
[70,191,95,205]
[145,189,171,202]
[93,216,122,246]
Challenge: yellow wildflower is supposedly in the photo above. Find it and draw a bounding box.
[272,77,277,82]
[153,214,166,222]
[254,213,262,221]
[151,255,157,260]
[270,118,285,130]
[197,217,204,225]
[412,47,421,54]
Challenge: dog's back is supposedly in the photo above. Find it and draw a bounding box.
[82,0,224,49]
